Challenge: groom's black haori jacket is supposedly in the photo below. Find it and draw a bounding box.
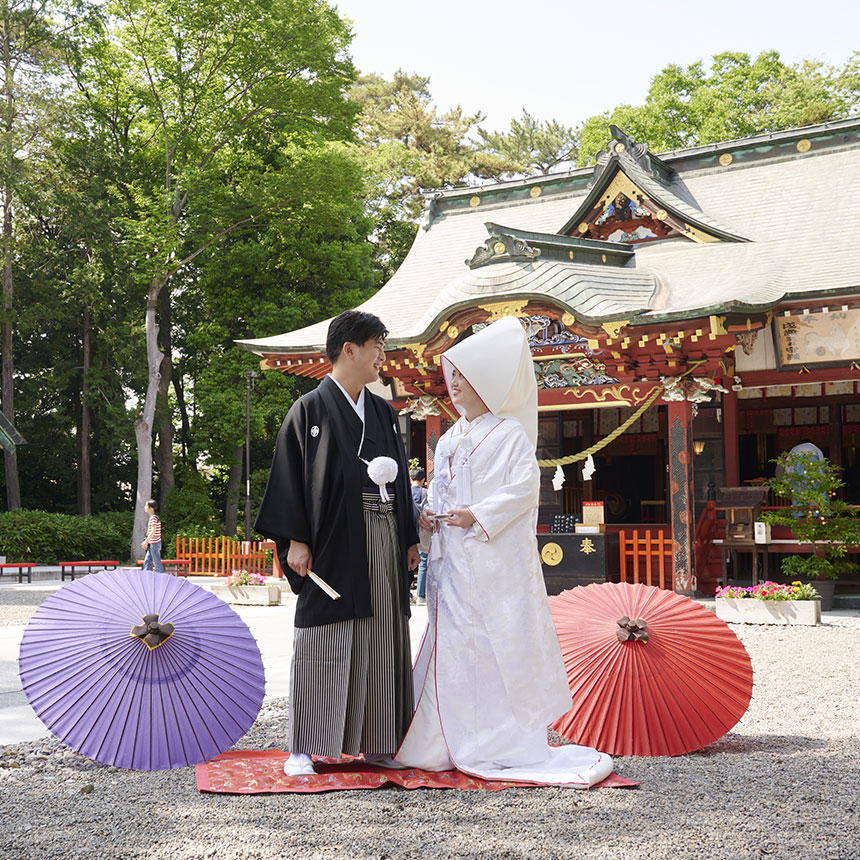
[255,375,418,628]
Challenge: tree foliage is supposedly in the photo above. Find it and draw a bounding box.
[578,51,860,164]
[3,37,860,547]
[351,69,513,277]
[478,109,579,174]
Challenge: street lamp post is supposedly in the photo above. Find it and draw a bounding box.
[244,369,260,541]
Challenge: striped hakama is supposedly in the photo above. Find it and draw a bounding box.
[288,492,413,758]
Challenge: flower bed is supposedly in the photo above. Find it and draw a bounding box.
[211,569,281,606]
[715,581,820,625]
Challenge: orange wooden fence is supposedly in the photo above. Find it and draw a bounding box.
[175,536,272,576]
[618,529,673,589]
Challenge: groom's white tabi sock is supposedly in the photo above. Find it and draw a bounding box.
[283,752,316,775]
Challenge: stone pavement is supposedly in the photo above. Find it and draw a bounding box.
[0,576,428,747]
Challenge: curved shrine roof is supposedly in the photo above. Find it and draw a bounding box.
[238,119,860,355]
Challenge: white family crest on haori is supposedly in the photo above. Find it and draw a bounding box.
[395,316,613,787]
[310,425,320,437]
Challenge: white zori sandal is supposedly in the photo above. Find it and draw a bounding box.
[283,753,316,776]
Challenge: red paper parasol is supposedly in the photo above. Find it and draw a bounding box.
[549,581,753,757]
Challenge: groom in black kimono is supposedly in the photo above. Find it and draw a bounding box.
[255,310,419,775]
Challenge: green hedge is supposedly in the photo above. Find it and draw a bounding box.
[0,510,248,564]
[0,510,136,564]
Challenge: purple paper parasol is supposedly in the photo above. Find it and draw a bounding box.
[19,569,266,771]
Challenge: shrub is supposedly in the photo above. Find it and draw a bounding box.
[0,510,134,564]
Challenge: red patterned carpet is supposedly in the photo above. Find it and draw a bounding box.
[196,750,638,794]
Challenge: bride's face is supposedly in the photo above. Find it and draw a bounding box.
[449,367,487,420]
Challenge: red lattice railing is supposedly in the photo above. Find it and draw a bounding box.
[175,535,270,577]
[618,529,673,589]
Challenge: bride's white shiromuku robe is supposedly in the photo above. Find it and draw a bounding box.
[395,413,613,787]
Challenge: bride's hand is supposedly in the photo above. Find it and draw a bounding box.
[418,509,435,531]
[445,508,476,529]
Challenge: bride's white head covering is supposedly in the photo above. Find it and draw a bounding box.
[440,316,538,448]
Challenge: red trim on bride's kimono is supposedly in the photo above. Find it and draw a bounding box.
[393,588,457,771]
[469,417,506,456]
[394,622,431,761]
[447,417,506,480]
[468,507,489,541]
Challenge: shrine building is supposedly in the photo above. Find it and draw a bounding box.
[239,119,860,597]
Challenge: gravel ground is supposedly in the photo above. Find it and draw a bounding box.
[0,586,54,627]
[1,603,858,860]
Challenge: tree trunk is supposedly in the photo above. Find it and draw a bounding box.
[78,307,92,515]
[1,9,20,509]
[1,181,19,509]
[132,287,164,559]
[155,285,175,512]
[173,369,192,469]
[224,444,243,537]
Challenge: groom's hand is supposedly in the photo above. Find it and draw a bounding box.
[407,544,420,571]
[288,540,312,577]
[446,508,476,529]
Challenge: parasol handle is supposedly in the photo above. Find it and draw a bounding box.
[616,616,648,643]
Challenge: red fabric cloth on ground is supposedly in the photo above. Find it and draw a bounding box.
[195,750,638,794]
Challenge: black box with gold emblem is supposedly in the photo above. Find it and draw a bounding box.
[537,533,620,595]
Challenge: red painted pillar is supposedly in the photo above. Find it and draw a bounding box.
[425,414,443,479]
[666,399,696,594]
[723,389,740,487]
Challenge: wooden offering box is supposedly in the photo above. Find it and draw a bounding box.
[716,486,768,543]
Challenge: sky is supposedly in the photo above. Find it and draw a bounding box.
[333,0,860,133]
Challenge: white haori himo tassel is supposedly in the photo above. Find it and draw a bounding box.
[455,462,473,506]
[364,456,398,501]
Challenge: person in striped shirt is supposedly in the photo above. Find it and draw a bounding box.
[142,499,164,572]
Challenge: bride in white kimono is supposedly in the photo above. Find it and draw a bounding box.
[394,317,612,787]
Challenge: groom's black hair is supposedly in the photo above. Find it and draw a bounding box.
[326,311,388,364]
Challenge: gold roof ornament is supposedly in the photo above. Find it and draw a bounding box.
[601,320,628,339]
[479,300,529,321]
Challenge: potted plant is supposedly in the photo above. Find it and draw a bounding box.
[762,451,860,610]
[211,569,281,606]
[715,580,821,625]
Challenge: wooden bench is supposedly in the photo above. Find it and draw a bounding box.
[0,562,36,584]
[135,558,190,577]
[60,561,120,581]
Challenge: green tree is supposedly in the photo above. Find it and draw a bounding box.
[478,109,579,175]
[0,0,69,509]
[15,118,140,515]
[763,452,860,581]
[69,0,361,556]
[578,51,856,164]
[352,70,512,279]
[183,143,376,533]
